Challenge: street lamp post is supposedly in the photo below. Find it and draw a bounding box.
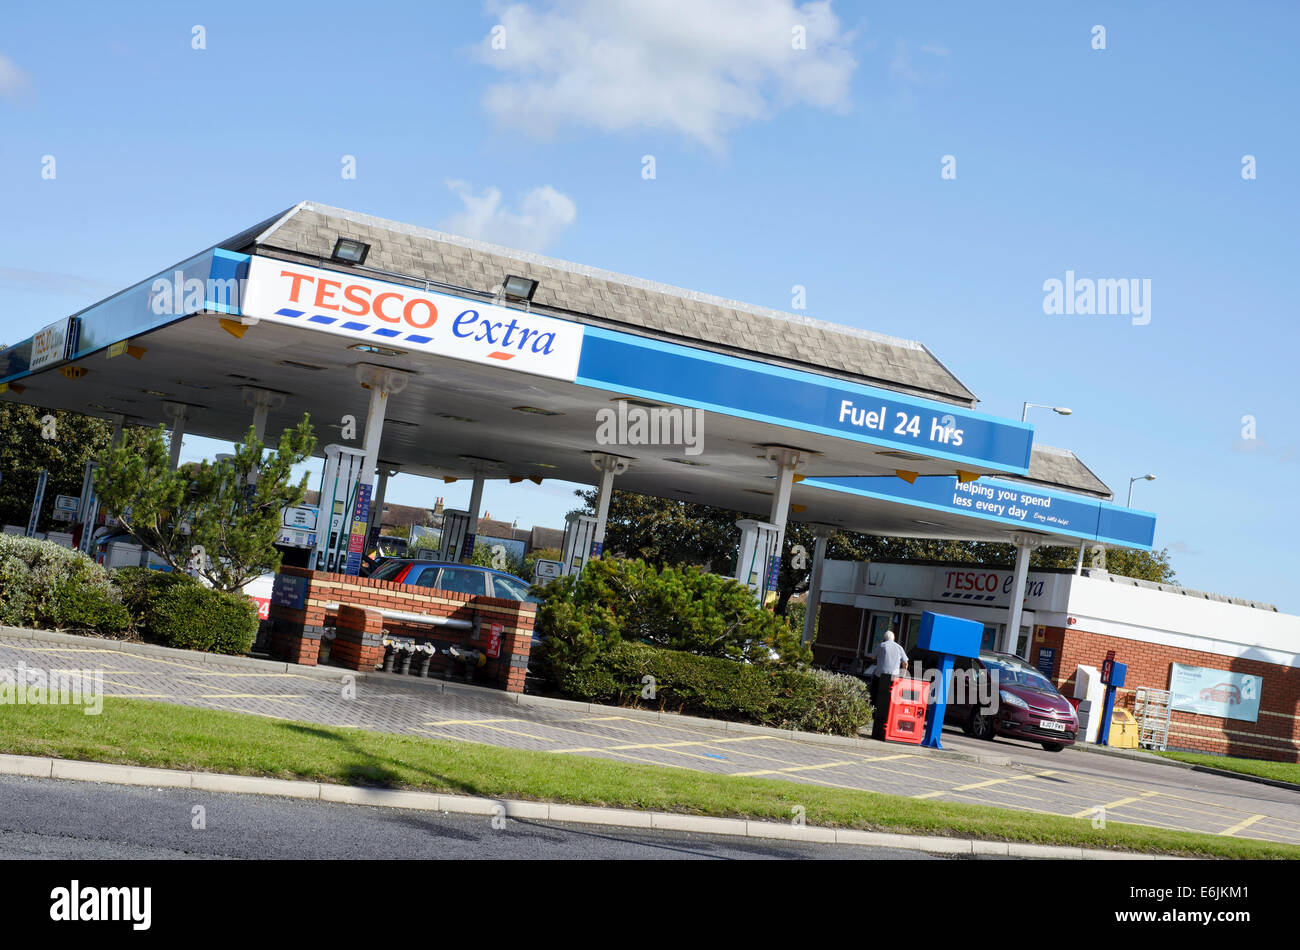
[1127,474,1156,507]
[1021,403,1073,423]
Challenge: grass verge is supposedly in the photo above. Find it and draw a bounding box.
[1154,749,1300,786]
[2,697,1296,859]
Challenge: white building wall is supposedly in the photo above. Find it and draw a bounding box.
[818,560,1300,669]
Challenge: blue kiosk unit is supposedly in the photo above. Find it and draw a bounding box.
[1096,659,1127,746]
[915,610,983,749]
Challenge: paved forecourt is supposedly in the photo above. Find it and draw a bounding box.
[2,632,1296,847]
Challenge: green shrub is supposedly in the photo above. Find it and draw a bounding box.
[533,556,810,668]
[543,640,872,736]
[115,566,257,655]
[0,535,131,636]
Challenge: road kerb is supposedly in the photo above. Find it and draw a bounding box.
[0,753,1184,859]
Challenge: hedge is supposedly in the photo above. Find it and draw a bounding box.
[533,556,810,667]
[543,640,872,737]
[115,567,258,655]
[0,535,131,636]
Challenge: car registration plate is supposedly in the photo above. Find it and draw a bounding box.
[1039,719,1066,732]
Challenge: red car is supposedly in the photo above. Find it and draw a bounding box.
[915,649,1079,751]
[1199,683,1241,704]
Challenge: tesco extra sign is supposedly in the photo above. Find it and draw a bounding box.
[938,570,1046,601]
[241,256,583,381]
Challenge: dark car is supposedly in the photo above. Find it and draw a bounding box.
[366,558,541,603]
[913,648,1079,751]
[370,558,555,692]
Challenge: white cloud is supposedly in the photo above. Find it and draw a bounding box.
[478,0,857,150]
[889,40,921,85]
[0,53,29,101]
[0,266,120,298]
[439,180,577,252]
[891,39,947,89]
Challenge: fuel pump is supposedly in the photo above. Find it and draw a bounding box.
[561,513,597,575]
[311,444,366,572]
[438,509,473,563]
[735,519,781,603]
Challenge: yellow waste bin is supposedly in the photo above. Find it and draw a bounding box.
[1109,708,1139,748]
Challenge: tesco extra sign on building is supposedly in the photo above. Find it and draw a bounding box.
[241,256,584,381]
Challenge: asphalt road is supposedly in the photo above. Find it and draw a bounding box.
[0,774,942,861]
[3,633,1296,847]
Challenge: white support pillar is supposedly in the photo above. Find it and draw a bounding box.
[241,386,286,442]
[1003,534,1041,656]
[1075,539,1087,575]
[589,453,631,560]
[346,365,409,574]
[761,445,807,602]
[241,387,286,486]
[163,402,188,471]
[368,464,397,543]
[108,413,125,449]
[802,524,835,644]
[461,468,487,563]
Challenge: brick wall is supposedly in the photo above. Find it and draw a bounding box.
[1033,625,1299,763]
[268,566,536,694]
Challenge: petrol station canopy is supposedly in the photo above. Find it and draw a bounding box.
[0,201,1155,551]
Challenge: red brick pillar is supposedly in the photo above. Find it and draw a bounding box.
[267,569,325,667]
[332,605,386,671]
[486,603,536,694]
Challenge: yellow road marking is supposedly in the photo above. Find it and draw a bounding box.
[953,769,1058,792]
[730,760,856,777]
[196,694,306,700]
[423,718,526,726]
[1220,814,1265,837]
[1071,791,1158,819]
[552,736,771,755]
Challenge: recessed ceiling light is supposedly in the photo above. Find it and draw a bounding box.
[743,488,773,495]
[143,389,171,397]
[526,461,558,469]
[913,519,944,527]
[349,343,406,357]
[277,360,328,372]
[876,450,926,461]
[387,419,419,428]
[610,396,661,409]
[512,406,563,416]
[434,413,476,423]
[174,379,212,389]
[664,457,705,466]
[227,373,258,381]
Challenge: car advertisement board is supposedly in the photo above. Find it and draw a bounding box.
[1168,663,1262,722]
[241,256,585,382]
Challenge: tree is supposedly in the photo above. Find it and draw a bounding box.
[0,405,115,531]
[1100,546,1177,584]
[93,416,317,592]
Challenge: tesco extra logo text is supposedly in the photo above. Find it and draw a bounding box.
[279,270,438,328]
[943,570,1045,598]
[276,269,560,356]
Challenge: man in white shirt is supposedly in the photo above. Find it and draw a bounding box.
[870,630,909,740]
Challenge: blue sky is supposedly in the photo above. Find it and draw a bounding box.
[1,2,1296,609]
